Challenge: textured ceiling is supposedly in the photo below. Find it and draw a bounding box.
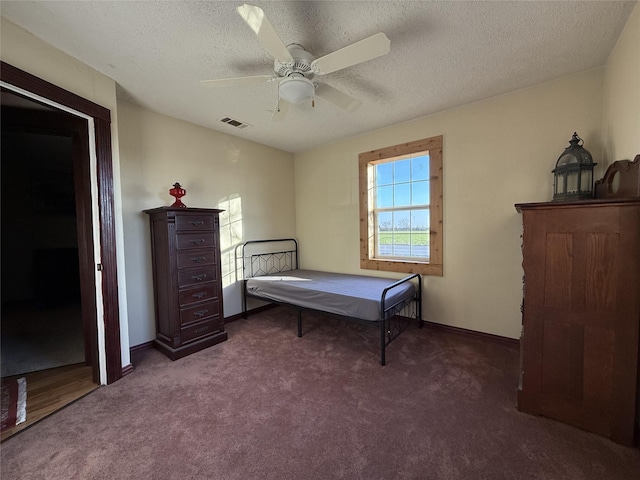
[1,1,636,153]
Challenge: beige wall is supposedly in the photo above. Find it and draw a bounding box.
[0,18,117,114]
[117,101,295,346]
[0,17,130,379]
[294,69,604,339]
[602,1,640,165]
[601,1,640,430]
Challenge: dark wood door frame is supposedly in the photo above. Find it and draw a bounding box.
[1,61,123,384]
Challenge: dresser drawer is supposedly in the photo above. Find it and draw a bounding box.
[179,284,217,306]
[180,300,220,326]
[181,318,221,343]
[176,232,215,250]
[175,214,214,231]
[177,250,216,269]
[177,265,217,287]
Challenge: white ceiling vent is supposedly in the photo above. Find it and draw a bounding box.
[220,117,250,129]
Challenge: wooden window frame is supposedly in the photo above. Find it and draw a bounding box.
[359,135,443,276]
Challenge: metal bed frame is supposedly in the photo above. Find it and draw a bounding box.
[235,238,423,365]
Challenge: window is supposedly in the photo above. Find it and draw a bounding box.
[359,135,443,276]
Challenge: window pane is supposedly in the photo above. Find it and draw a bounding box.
[376,211,392,257]
[411,209,429,259]
[376,185,393,208]
[411,208,429,258]
[394,183,411,207]
[392,209,411,257]
[376,163,393,186]
[411,181,430,205]
[393,242,408,257]
[393,210,410,231]
[394,159,411,183]
[392,210,410,257]
[412,155,429,181]
[410,237,429,258]
[377,211,392,232]
[411,209,429,231]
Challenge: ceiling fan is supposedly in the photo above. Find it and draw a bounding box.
[200,4,391,120]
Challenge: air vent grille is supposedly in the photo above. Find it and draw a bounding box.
[220,117,250,129]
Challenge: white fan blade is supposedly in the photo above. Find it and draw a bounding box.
[315,83,362,112]
[270,99,289,122]
[311,32,390,75]
[237,4,293,63]
[200,75,275,88]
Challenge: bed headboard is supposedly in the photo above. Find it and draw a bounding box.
[236,238,299,279]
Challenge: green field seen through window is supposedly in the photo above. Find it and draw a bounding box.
[377,232,430,245]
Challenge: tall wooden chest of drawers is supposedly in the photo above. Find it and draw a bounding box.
[144,207,228,360]
[515,199,640,445]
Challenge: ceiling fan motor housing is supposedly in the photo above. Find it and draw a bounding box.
[274,44,315,79]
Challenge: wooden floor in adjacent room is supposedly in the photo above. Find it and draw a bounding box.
[1,363,98,442]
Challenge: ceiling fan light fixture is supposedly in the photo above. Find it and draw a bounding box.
[279,75,315,104]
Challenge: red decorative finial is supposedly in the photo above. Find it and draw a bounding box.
[169,182,186,208]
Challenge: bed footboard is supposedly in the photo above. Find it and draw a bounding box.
[379,273,422,365]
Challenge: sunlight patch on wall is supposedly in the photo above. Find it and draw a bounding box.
[218,195,243,288]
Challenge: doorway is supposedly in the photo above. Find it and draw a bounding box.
[1,122,85,375]
[1,91,100,440]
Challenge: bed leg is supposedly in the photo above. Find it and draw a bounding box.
[242,280,248,319]
[297,309,302,337]
[417,277,423,328]
[380,320,386,366]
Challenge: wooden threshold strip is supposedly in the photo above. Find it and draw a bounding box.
[1,363,98,442]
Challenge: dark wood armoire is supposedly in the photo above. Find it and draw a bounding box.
[515,198,640,446]
[144,207,228,360]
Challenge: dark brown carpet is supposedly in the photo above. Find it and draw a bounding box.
[1,307,639,479]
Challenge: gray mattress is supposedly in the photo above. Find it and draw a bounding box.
[245,269,416,321]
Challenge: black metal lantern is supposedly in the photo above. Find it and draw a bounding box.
[552,132,596,201]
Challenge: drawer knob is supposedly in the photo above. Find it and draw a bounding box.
[190,239,205,245]
[190,256,206,263]
[194,309,209,318]
[191,274,207,282]
[189,220,204,226]
[192,292,207,299]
